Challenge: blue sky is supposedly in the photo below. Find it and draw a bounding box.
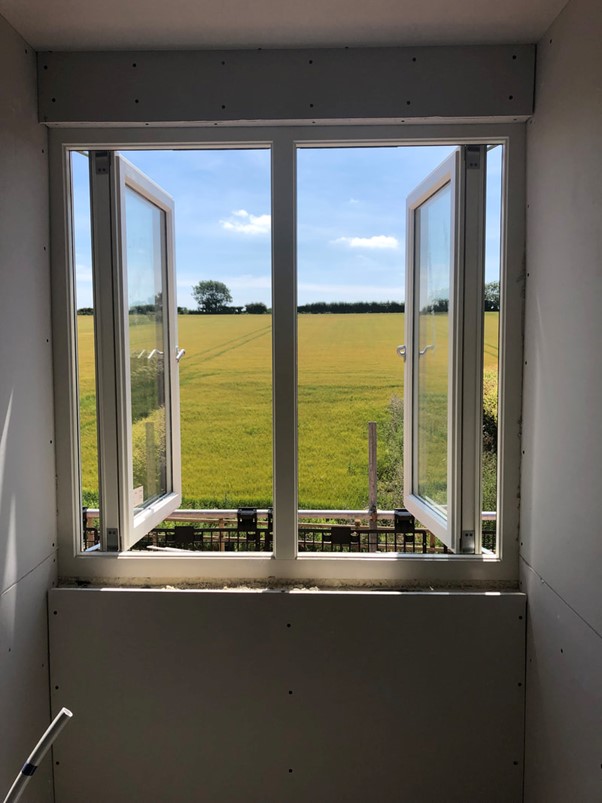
[72,144,502,309]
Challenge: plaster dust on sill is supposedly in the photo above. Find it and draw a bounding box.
[59,578,518,593]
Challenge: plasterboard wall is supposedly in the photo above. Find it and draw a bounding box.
[36,45,535,125]
[522,0,602,798]
[0,12,57,801]
[50,589,526,803]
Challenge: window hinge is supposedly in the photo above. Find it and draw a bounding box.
[106,527,119,551]
[94,151,111,175]
[460,530,476,554]
[465,145,482,170]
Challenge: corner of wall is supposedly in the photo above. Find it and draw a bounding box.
[522,0,602,798]
[0,11,57,801]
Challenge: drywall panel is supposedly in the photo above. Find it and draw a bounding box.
[0,555,56,802]
[0,12,56,595]
[37,45,534,125]
[0,12,57,801]
[50,589,525,803]
[522,0,602,634]
[521,560,602,801]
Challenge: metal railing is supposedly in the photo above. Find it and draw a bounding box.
[82,507,497,554]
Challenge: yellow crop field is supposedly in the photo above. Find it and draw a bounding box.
[77,312,499,510]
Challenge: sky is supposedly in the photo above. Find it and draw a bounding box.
[72,144,502,310]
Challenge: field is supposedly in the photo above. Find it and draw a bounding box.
[77,313,499,510]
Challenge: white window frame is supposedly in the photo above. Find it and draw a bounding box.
[404,146,486,554]
[50,124,525,587]
[404,151,461,548]
[88,151,182,551]
[118,156,182,547]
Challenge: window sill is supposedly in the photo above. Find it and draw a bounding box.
[59,548,513,589]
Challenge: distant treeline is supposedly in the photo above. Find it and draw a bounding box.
[78,286,500,317]
[175,301,405,315]
[177,306,248,315]
[80,302,405,315]
[298,301,405,314]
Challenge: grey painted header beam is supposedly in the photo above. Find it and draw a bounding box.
[38,45,534,125]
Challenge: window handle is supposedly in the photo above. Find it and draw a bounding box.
[176,347,186,363]
[396,344,406,361]
[419,344,434,356]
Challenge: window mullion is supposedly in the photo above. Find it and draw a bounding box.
[271,135,298,561]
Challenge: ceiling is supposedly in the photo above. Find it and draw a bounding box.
[0,0,567,51]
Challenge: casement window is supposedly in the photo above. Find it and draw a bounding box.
[403,146,486,554]
[88,152,181,550]
[52,126,523,584]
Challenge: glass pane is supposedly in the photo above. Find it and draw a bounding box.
[124,187,168,511]
[297,147,406,513]
[415,181,452,514]
[71,152,101,548]
[296,145,456,554]
[121,148,273,553]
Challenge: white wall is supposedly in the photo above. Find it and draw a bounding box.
[50,589,526,803]
[0,13,57,801]
[522,0,602,798]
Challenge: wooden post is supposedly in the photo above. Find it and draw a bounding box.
[368,422,378,552]
[145,421,156,499]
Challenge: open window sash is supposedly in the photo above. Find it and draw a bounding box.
[404,147,485,553]
[90,152,181,551]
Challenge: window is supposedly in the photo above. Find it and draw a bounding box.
[85,152,181,550]
[52,126,524,584]
[404,146,486,554]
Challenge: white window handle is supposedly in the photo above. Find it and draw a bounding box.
[396,344,406,360]
[176,347,186,363]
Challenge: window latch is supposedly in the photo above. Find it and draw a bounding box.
[176,347,186,363]
[396,344,406,361]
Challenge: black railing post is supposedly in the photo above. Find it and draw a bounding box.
[393,509,415,554]
[266,508,273,552]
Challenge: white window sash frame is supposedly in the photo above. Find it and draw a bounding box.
[50,124,524,587]
[404,146,486,553]
[89,152,181,551]
[404,151,461,548]
[116,155,182,548]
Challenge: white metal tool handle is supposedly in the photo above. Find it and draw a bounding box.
[3,707,73,803]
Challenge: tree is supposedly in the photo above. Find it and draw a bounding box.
[484,281,500,312]
[192,280,233,313]
[245,302,268,314]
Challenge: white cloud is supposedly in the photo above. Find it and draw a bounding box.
[220,209,271,235]
[333,235,399,250]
